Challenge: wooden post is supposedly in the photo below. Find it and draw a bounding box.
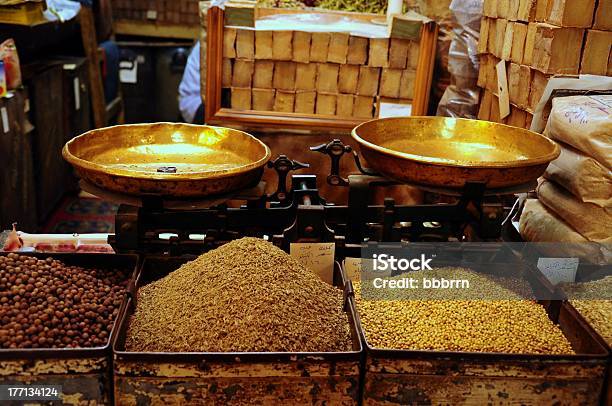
[205,6,224,123]
[80,6,107,128]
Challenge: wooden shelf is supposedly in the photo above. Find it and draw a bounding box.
[114,19,199,39]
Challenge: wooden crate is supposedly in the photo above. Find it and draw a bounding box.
[113,257,362,405]
[204,5,438,131]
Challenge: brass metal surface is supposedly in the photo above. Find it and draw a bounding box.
[352,117,561,189]
[63,123,271,197]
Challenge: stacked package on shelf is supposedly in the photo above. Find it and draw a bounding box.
[223,27,420,119]
[112,0,201,25]
[475,0,611,130]
[520,95,612,248]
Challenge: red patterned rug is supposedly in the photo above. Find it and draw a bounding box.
[43,196,117,233]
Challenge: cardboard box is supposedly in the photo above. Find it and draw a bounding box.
[253,60,274,88]
[292,32,312,63]
[294,90,316,114]
[338,64,360,94]
[231,87,251,110]
[310,33,330,62]
[252,88,275,110]
[273,61,297,90]
[369,38,389,67]
[295,63,317,90]
[272,31,293,60]
[316,93,336,115]
[328,33,349,64]
[316,63,339,93]
[347,36,369,65]
[357,66,381,96]
[232,60,254,87]
[274,90,295,112]
[255,31,273,59]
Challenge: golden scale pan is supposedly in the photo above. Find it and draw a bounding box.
[63,118,560,198]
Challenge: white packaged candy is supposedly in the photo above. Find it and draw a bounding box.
[545,95,612,170]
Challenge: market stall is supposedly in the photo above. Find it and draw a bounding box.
[0,1,610,405]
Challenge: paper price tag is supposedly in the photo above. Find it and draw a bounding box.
[344,258,362,282]
[290,243,335,285]
[379,102,412,118]
[537,257,579,285]
[1,107,9,134]
[73,78,80,111]
[119,61,138,84]
[496,60,510,119]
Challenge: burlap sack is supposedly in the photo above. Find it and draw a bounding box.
[544,143,612,208]
[545,95,612,170]
[537,180,612,243]
[519,199,610,264]
[520,199,588,243]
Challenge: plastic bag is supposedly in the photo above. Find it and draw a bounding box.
[537,180,612,243]
[0,39,21,90]
[545,95,612,170]
[544,143,612,207]
[436,0,482,118]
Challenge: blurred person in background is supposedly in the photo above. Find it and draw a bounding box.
[179,42,204,124]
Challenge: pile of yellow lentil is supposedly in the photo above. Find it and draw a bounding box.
[562,276,612,346]
[354,267,574,354]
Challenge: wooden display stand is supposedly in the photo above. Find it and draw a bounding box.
[204,5,438,131]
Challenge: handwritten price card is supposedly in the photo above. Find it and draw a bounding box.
[290,243,335,284]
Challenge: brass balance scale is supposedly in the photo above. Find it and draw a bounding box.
[62,117,560,255]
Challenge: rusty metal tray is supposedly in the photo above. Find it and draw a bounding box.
[112,255,363,404]
[0,252,138,359]
[344,252,610,405]
[63,123,271,198]
[113,256,362,362]
[352,117,560,189]
[0,252,138,404]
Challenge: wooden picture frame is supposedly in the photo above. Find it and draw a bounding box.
[204,6,438,131]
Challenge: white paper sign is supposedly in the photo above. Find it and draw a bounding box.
[537,257,579,285]
[73,77,81,111]
[344,257,362,282]
[290,242,335,284]
[379,102,412,118]
[1,107,8,134]
[119,61,138,84]
[496,60,510,119]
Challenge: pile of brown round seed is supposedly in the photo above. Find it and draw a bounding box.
[126,237,351,353]
[0,253,130,349]
[562,276,612,346]
[354,268,574,354]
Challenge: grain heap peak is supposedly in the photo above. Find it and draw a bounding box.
[126,237,351,353]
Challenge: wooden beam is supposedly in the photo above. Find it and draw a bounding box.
[114,19,199,40]
[79,7,106,128]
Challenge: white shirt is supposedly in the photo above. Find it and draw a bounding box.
[179,42,202,124]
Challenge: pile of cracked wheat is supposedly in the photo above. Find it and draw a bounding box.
[126,237,351,352]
